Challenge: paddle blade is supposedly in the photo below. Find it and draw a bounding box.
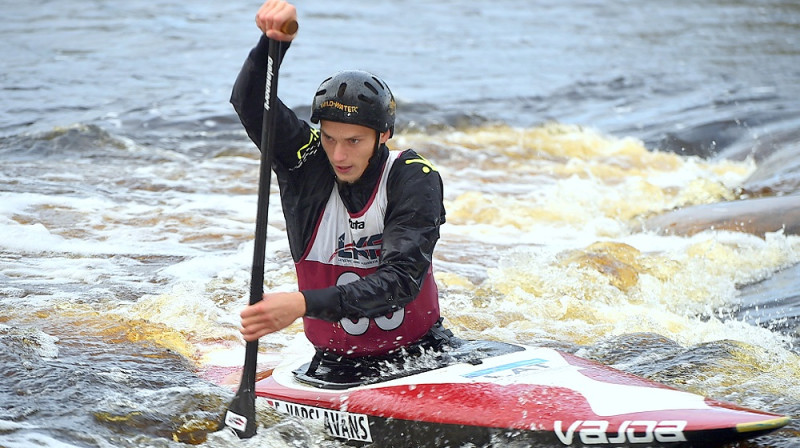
[221,388,257,438]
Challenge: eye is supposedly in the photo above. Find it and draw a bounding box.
[348,138,360,145]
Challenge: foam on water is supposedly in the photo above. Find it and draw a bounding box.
[0,432,85,448]
[3,0,799,445]
[138,126,798,424]
[2,122,797,447]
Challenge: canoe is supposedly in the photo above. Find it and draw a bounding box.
[252,339,789,447]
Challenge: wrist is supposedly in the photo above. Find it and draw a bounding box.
[301,286,342,321]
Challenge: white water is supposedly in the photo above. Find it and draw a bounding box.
[2,0,799,446]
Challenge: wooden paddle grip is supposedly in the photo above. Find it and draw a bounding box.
[281,20,298,35]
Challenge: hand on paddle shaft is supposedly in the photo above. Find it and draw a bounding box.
[255,0,299,41]
[240,291,306,342]
[220,0,298,439]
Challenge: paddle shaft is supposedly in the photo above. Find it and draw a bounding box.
[222,20,296,438]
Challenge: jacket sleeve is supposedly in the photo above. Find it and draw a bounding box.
[230,34,334,263]
[334,149,446,320]
[230,34,307,169]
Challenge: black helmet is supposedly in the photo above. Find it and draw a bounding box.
[310,70,396,135]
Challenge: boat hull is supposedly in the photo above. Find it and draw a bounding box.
[254,341,789,447]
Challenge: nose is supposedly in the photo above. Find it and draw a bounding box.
[328,141,347,163]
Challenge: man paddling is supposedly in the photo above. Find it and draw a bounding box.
[232,0,453,368]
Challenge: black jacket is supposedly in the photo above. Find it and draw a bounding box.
[230,35,446,322]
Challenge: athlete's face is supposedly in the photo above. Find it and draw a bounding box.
[320,121,389,184]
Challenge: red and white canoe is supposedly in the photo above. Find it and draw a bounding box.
[250,340,788,447]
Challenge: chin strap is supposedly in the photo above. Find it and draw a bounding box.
[372,130,381,160]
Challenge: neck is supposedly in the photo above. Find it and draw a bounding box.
[336,144,389,212]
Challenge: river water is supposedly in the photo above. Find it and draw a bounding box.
[1,0,799,447]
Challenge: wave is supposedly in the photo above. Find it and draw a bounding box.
[0,124,131,160]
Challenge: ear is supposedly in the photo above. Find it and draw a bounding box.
[379,130,391,144]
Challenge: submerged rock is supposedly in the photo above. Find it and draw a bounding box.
[643,195,800,237]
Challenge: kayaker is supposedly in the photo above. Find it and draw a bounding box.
[232,0,453,367]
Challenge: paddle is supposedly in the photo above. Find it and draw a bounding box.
[220,19,298,439]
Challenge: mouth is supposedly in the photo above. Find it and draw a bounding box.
[334,165,353,176]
